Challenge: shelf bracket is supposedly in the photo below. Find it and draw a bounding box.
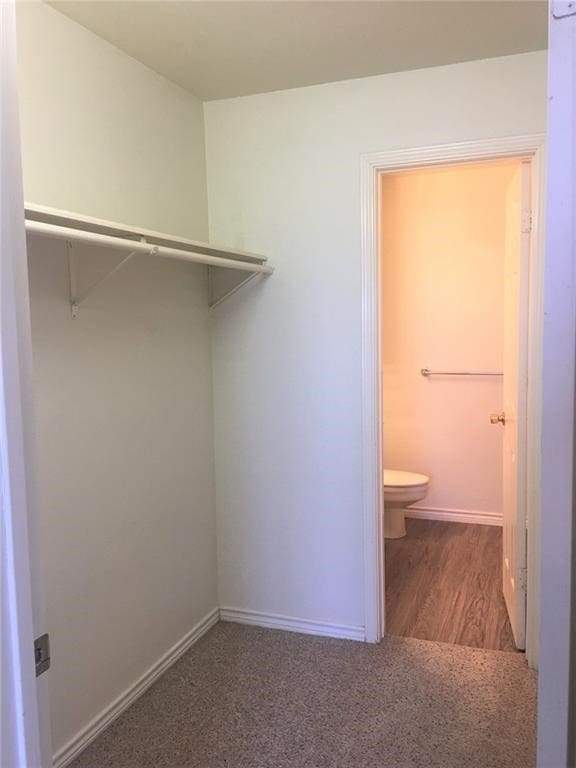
[66,240,138,317]
[210,272,262,309]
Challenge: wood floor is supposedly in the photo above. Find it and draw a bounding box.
[385,519,517,651]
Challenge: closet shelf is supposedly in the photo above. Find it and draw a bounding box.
[25,203,273,312]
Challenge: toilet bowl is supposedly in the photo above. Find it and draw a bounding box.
[384,469,429,539]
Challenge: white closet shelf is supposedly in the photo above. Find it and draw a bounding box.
[25,203,273,311]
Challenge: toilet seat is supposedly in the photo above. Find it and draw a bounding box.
[384,469,429,488]
[383,469,430,539]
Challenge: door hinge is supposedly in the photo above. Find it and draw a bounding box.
[34,633,50,677]
[552,0,576,18]
[521,209,532,234]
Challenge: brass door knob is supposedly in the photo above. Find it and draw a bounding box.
[490,412,506,425]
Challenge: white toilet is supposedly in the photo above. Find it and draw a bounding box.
[383,469,430,539]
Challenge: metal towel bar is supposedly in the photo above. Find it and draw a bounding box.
[420,368,503,377]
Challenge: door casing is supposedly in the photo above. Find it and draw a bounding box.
[359,134,546,668]
[1,0,52,765]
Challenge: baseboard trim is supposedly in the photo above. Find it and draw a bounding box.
[406,505,503,527]
[219,607,365,642]
[53,607,219,768]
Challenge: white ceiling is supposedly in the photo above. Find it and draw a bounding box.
[49,1,547,101]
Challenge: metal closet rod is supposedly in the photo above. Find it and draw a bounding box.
[25,220,274,275]
[421,368,503,377]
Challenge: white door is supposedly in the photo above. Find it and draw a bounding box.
[501,160,531,650]
[1,2,51,766]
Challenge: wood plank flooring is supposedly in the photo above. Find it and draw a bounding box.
[385,519,517,651]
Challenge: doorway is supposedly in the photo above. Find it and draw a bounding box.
[360,135,545,666]
[380,159,529,652]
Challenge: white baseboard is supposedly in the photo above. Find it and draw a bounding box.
[53,607,219,768]
[406,505,503,527]
[219,607,365,641]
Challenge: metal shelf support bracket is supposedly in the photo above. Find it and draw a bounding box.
[66,240,138,317]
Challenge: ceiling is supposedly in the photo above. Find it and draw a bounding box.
[50,1,548,101]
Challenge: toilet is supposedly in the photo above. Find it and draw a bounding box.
[384,469,430,539]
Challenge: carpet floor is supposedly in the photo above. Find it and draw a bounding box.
[70,622,537,768]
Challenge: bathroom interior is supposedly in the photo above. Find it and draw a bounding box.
[380,158,527,653]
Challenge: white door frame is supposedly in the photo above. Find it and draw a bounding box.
[360,134,546,663]
[1,1,51,765]
[537,2,576,765]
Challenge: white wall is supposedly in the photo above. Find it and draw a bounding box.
[16,1,207,239]
[205,52,547,630]
[16,3,216,757]
[381,162,518,521]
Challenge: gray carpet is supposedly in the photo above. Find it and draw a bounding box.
[70,622,537,768]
